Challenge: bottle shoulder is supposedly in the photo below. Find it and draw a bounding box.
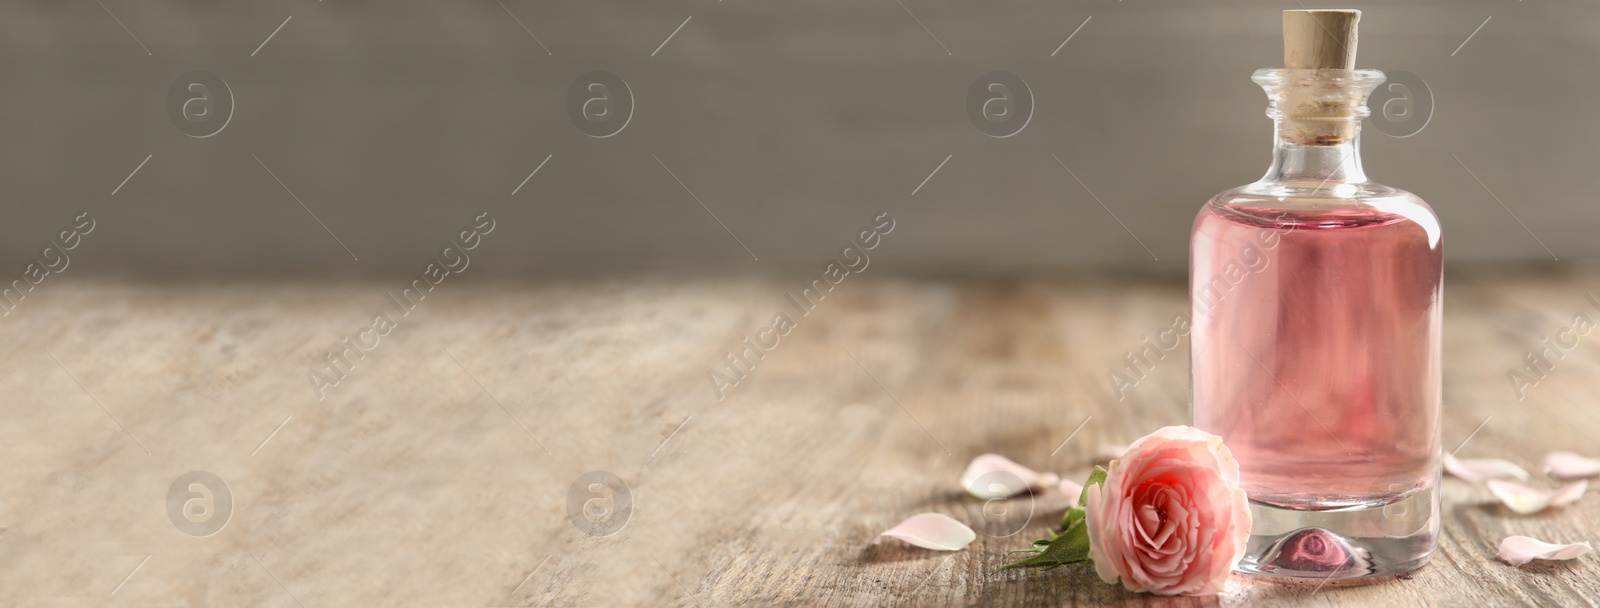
[1203,180,1437,232]
[1196,179,1446,246]
[1210,178,1430,208]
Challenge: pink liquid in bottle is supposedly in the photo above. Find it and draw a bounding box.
[1192,199,1441,505]
[1192,191,1442,578]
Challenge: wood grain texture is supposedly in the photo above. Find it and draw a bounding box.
[1,273,1597,606]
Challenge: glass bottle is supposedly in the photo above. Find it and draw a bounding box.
[1190,68,1442,580]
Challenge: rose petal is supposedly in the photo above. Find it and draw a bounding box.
[1544,451,1600,480]
[1059,478,1084,500]
[1499,536,1593,566]
[1444,453,1530,482]
[1037,471,1062,489]
[1097,443,1129,461]
[876,513,975,551]
[960,454,1055,499]
[1486,479,1588,515]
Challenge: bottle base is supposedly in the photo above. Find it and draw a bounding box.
[1234,484,1438,582]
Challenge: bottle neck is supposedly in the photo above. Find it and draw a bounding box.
[1264,123,1366,185]
[1251,68,1385,187]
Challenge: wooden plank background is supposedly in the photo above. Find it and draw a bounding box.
[1,272,1596,606]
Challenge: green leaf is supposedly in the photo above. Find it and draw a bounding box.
[995,518,1092,572]
[996,468,1107,574]
[1060,505,1085,531]
[1078,465,1107,507]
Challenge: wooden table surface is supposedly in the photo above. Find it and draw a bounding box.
[2,273,1597,607]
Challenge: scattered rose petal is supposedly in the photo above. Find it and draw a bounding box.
[1096,443,1129,461]
[1544,451,1600,480]
[1443,453,1530,482]
[1499,536,1593,566]
[960,454,1057,499]
[1037,471,1061,489]
[1486,479,1587,515]
[876,513,975,551]
[1059,478,1084,500]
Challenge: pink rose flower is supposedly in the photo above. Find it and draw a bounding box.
[1085,426,1251,596]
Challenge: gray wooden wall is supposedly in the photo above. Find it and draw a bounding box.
[2,0,1594,277]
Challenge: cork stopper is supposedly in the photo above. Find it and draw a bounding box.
[1283,10,1359,69]
[1276,9,1365,146]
